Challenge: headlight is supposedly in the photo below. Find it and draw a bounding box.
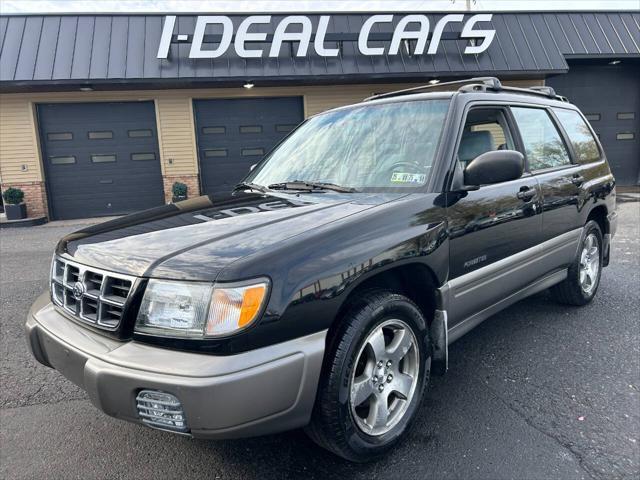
[135,279,269,338]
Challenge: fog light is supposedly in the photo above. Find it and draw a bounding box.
[136,390,189,434]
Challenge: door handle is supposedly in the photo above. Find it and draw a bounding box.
[517,186,536,202]
[572,174,585,186]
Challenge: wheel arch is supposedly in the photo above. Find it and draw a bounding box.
[333,262,440,329]
[586,204,610,265]
[326,261,448,376]
[586,204,609,235]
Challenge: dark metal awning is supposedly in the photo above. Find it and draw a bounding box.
[0,11,638,92]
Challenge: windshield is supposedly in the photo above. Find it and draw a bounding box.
[246,99,450,191]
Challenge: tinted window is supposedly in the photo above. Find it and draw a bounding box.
[88,131,113,140]
[47,132,73,141]
[50,155,76,165]
[131,153,156,161]
[204,148,227,157]
[202,126,225,134]
[553,109,600,164]
[128,129,153,138]
[240,126,262,134]
[512,108,571,171]
[91,154,116,163]
[275,124,296,133]
[617,132,634,140]
[241,148,264,156]
[457,108,515,168]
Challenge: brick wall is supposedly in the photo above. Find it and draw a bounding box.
[162,175,200,203]
[1,181,48,218]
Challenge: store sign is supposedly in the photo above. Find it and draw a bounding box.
[157,14,495,59]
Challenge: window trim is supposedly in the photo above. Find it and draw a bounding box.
[523,162,580,176]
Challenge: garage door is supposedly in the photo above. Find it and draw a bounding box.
[194,97,304,195]
[38,102,164,220]
[547,62,640,186]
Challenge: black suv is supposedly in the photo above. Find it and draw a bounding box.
[26,77,617,462]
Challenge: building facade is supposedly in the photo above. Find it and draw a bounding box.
[0,11,638,220]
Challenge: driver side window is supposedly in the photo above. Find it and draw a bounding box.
[457,108,515,169]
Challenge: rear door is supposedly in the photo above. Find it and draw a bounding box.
[511,106,581,243]
[446,105,543,325]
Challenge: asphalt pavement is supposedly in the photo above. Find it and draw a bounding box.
[1,202,638,480]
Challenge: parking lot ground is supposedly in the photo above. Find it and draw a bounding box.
[1,202,638,480]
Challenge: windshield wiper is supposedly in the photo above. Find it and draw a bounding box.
[268,180,359,193]
[233,182,269,194]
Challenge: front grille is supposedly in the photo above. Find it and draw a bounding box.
[50,256,136,330]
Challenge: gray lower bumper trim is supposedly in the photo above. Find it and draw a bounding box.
[26,292,326,439]
[447,268,567,344]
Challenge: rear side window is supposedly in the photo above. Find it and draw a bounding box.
[512,107,571,171]
[553,109,601,164]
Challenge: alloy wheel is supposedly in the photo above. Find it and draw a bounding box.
[349,319,419,436]
[579,233,600,295]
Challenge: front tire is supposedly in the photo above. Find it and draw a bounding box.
[305,290,431,462]
[551,220,603,306]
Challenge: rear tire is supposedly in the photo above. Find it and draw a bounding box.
[305,290,431,462]
[550,220,603,306]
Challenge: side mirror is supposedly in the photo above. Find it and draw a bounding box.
[250,163,257,171]
[464,150,524,187]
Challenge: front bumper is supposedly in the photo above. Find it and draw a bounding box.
[25,292,326,439]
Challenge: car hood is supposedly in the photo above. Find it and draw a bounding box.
[58,191,399,280]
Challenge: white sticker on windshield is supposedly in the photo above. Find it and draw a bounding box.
[390,172,427,184]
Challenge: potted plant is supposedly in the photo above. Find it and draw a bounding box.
[172,182,188,203]
[2,187,27,220]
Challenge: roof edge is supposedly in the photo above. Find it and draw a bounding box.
[0,10,639,17]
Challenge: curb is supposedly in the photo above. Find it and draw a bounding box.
[0,216,48,228]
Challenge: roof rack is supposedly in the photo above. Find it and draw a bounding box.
[363,77,502,102]
[364,76,569,103]
[460,83,570,102]
[528,86,569,102]
[529,85,556,96]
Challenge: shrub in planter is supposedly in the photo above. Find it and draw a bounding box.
[172,182,188,203]
[2,187,27,220]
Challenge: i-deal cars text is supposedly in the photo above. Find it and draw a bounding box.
[156,13,496,59]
